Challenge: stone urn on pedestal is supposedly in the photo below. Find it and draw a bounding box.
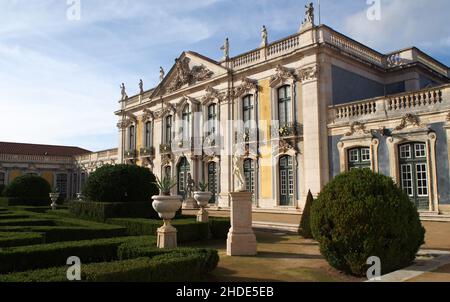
[152,176,182,249]
[193,181,213,223]
[49,189,60,211]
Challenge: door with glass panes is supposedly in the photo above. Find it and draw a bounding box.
[348,147,371,170]
[399,142,429,210]
[279,155,294,206]
[207,162,218,204]
[177,157,190,200]
[244,159,256,203]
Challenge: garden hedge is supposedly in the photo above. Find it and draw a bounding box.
[108,218,210,242]
[209,218,231,239]
[0,236,153,274]
[0,232,45,248]
[0,249,219,282]
[83,164,159,203]
[68,200,159,222]
[2,175,51,206]
[311,169,425,276]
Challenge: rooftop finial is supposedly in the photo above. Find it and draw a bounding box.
[299,2,315,32]
[139,79,144,94]
[159,67,165,83]
[120,83,128,101]
[261,25,268,47]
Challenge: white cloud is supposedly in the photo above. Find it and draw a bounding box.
[343,0,450,55]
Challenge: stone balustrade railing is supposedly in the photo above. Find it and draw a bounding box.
[0,154,74,164]
[76,149,118,164]
[267,34,301,58]
[329,85,449,124]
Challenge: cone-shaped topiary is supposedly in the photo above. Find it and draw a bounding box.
[299,190,314,239]
[311,169,425,277]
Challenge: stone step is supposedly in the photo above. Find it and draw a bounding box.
[252,221,300,233]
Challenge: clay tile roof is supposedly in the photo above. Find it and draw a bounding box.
[0,142,91,157]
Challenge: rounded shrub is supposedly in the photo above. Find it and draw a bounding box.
[311,169,425,277]
[3,175,51,202]
[83,164,159,203]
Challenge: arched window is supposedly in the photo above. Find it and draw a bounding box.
[398,142,429,210]
[182,105,191,142]
[129,125,136,150]
[279,155,294,206]
[0,172,5,185]
[145,121,153,148]
[165,115,172,145]
[208,162,218,204]
[278,86,291,128]
[244,159,255,202]
[348,147,371,170]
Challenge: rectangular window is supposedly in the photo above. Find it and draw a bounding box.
[416,163,428,197]
[361,148,371,162]
[349,149,359,162]
[288,170,294,195]
[56,174,68,199]
[415,144,426,158]
[400,145,411,159]
[401,164,413,197]
[281,170,287,195]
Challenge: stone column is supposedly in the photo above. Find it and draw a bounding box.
[218,101,232,208]
[227,192,257,256]
[117,122,126,164]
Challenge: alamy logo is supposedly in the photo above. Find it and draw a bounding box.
[366,0,381,21]
[67,0,81,21]
[66,256,81,281]
[366,256,381,281]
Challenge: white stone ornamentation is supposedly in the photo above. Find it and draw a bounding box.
[152,195,182,249]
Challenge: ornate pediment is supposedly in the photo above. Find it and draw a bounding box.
[345,122,370,137]
[141,109,154,122]
[166,57,214,93]
[155,102,176,119]
[297,65,318,82]
[201,86,225,104]
[233,77,258,98]
[270,65,296,87]
[394,114,421,131]
[176,96,199,113]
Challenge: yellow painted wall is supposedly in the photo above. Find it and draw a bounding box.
[41,171,54,186]
[9,170,22,182]
[259,79,273,199]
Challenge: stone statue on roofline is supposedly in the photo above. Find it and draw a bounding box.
[220,38,230,61]
[299,2,315,32]
[139,79,144,94]
[160,67,165,82]
[120,83,128,101]
[261,25,268,47]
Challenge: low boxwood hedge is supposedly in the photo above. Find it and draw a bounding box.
[0,232,45,248]
[0,236,154,274]
[68,201,159,222]
[108,218,210,242]
[0,197,51,207]
[0,219,56,227]
[209,218,231,239]
[0,248,219,282]
[0,214,31,220]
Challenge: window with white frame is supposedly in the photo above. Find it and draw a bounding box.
[279,155,294,206]
[182,105,191,142]
[145,121,153,149]
[278,86,292,128]
[398,142,429,210]
[165,115,173,145]
[129,125,136,151]
[347,147,371,170]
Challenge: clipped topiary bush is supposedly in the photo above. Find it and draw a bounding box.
[311,169,425,277]
[299,190,314,239]
[83,164,159,203]
[3,175,51,206]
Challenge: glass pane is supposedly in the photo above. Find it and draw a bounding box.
[361,148,371,162]
[415,144,426,158]
[400,145,411,159]
[401,164,413,197]
[349,149,359,163]
[416,163,428,197]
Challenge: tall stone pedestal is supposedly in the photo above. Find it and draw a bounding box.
[157,221,178,249]
[182,198,199,210]
[227,192,257,256]
[197,207,209,223]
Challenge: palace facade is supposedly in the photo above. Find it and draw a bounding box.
[115,19,450,216]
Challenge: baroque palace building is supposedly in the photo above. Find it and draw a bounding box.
[115,9,450,216]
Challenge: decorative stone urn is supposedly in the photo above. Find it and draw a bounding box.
[152,195,182,249]
[193,191,213,223]
[49,193,60,210]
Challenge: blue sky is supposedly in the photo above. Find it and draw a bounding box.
[0,0,449,151]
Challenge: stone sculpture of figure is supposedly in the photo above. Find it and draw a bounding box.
[305,2,314,24]
[120,83,128,101]
[186,173,195,198]
[220,38,230,60]
[159,67,165,82]
[261,25,268,47]
[233,153,246,192]
[139,79,144,94]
